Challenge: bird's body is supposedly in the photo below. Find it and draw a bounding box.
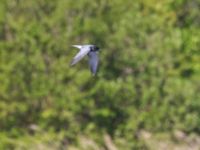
[70,45,100,75]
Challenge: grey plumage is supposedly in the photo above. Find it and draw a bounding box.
[88,51,99,75]
[70,45,100,75]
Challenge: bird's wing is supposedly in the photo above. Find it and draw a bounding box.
[70,46,91,66]
[72,45,82,49]
[88,51,99,75]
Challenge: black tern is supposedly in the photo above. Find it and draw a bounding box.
[70,45,100,75]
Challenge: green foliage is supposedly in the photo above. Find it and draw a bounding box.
[0,0,200,149]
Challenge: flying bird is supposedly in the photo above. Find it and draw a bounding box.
[70,45,100,75]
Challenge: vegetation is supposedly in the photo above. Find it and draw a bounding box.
[0,0,200,149]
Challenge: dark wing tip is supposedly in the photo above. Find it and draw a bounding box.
[90,68,97,76]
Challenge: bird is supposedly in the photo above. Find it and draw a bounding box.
[70,45,100,75]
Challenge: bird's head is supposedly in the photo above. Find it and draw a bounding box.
[92,45,100,51]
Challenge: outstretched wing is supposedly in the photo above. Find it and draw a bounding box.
[70,46,91,66]
[88,51,99,75]
[72,45,82,49]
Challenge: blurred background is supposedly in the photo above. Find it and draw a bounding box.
[0,0,200,149]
